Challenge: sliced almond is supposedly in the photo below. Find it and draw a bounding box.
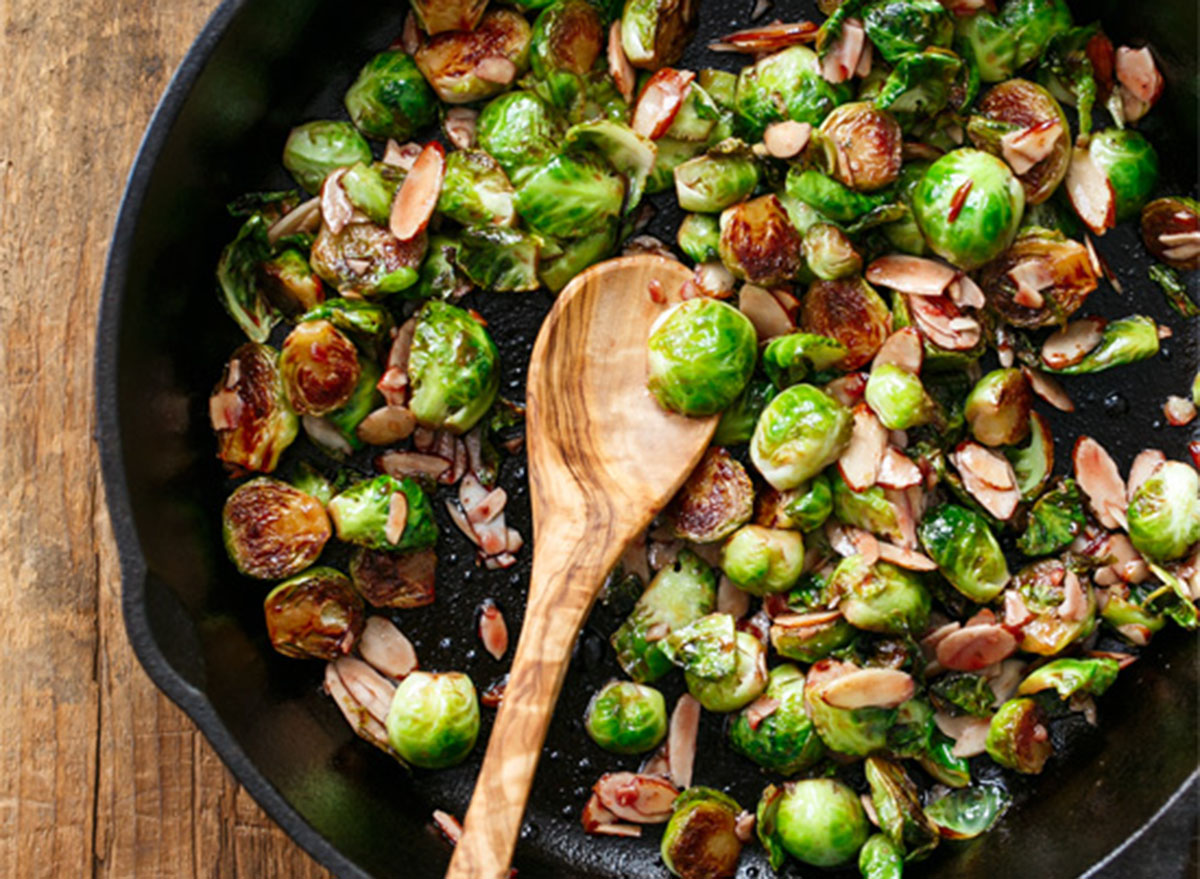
[763,120,812,159]
[320,168,356,236]
[738,283,794,339]
[1115,46,1164,105]
[935,711,991,758]
[1073,436,1128,529]
[709,20,818,52]
[908,293,981,351]
[359,617,418,679]
[477,598,508,660]
[877,446,922,490]
[1066,146,1117,236]
[1041,317,1105,370]
[873,326,923,375]
[358,405,418,446]
[378,450,452,482]
[323,662,390,749]
[821,667,914,709]
[1004,590,1033,628]
[876,541,937,571]
[593,773,679,824]
[389,142,445,242]
[443,107,478,150]
[744,696,781,730]
[1022,366,1075,413]
[824,371,868,407]
[954,442,1020,520]
[866,255,957,297]
[607,21,635,103]
[668,694,700,789]
[1007,259,1055,309]
[632,68,694,139]
[1127,449,1166,499]
[1058,570,1088,622]
[820,17,865,84]
[382,139,422,170]
[385,492,409,546]
[947,273,986,309]
[1001,119,1063,175]
[333,656,397,726]
[1164,396,1198,427]
[936,624,1018,672]
[838,404,888,491]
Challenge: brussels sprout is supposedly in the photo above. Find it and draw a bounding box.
[751,384,853,491]
[863,0,953,63]
[804,659,900,756]
[1145,563,1200,631]
[263,567,364,660]
[515,153,625,239]
[647,299,757,417]
[882,162,931,255]
[278,319,361,417]
[978,227,1098,328]
[832,557,932,636]
[913,148,1026,270]
[322,357,383,453]
[386,671,480,768]
[1034,23,1100,135]
[409,0,488,34]
[720,525,804,596]
[919,504,1009,602]
[785,169,889,225]
[819,102,904,192]
[986,697,1052,774]
[728,664,826,775]
[1100,585,1168,643]
[802,224,863,281]
[1142,196,1200,272]
[678,213,721,263]
[968,79,1070,205]
[476,91,560,185]
[584,680,669,754]
[259,248,324,317]
[282,121,372,195]
[929,673,996,717]
[683,630,766,713]
[718,195,804,286]
[864,756,939,860]
[612,550,718,682]
[668,447,754,543]
[963,369,1032,447]
[1148,265,1200,320]
[211,343,299,473]
[956,0,1073,83]
[457,226,542,293]
[800,277,892,371]
[771,610,858,664]
[215,214,281,342]
[698,68,737,109]
[887,697,936,761]
[873,48,962,125]
[661,788,743,879]
[831,474,905,544]
[1013,557,1096,654]
[923,785,1011,840]
[674,151,759,213]
[407,301,499,433]
[539,228,618,293]
[1018,478,1086,557]
[762,333,848,390]
[563,119,656,214]
[756,785,789,870]
[413,9,532,105]
[918,731,972,789]
[300,297,393,358]
[661,612,737,679]
[342,51,437,142]
[1088,129,1159,222]
[734,46,851,141]
[310,220,425,296]
[1005,411,1054,499]
[1045,315,1160,375]
[1127,461,1200,562]
[775,778,870,868]
[785,475,835,532]
[859,833,903,879]
[529,0,604,111]
[338,162,398,225]
[326,474,438,551]
[648,138,708,195]
[620,0,698,70]
[1017,657,1120,699]
[437,150,517,228]
[223,477,331,580]
[866,364,932,431]
[349,546,437,609]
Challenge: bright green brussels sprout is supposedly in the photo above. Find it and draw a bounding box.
[612,550,717,682]
[1017,657,1120,699]
[286,462,335,509]
[1045,315,1160,375]
[407,301,500,433]
[413,9,532,105]
[913,148,1026,270]
[832,557,932,635]
[341,158,401,222]
[515,153,625,239]
[968,79,1070,205]
[929,672,996,717]
[310,219,425,296]
[964,368,1032,447]
[728,664,826,775]
[476,91,560,185]
[563,119,656,214]
[775,778,870,868]
[647,299,757,417]
[677,213,721,263]
[540,228,618,293]
[919,504,1009,602]
[583,680,668,754]
[223,477,331,580]
[863,0,953,64]
[785,475,835,532]
[956,0,1073,83]
[882,162,931,255]
[529,0,604,111]
[457,226,542,293]
[751,384,853,491]
[866,364,932,431]
[785,169,887,225]
[1017,478,1086,557]
[324,357,383,452]
[698,68,737,109]
[1014,557,1096,655]
[757,785,789,871]
[713,377,776,447]
[734,46,851,141]
[1145,563,1200,632]
[923,785,1011,840]
[258,248,324,318]
[887,697,937,761]
[720,526,804,596]
[279,319,361,416]
[661,788,744,879]
[216,213,281,342]
[830,474,905,544]
[1089,129,1159,222]
[658,611,738,680]
[674,151,759,213]
[282,121,372,195]
[985,697,1052,774]
[648,138,707,195]
[864,756,940,860]
[263,567,364,660]
[800,277,893,371]
[685,630,768,712]
[211,343,299,473]
[719,194,805,286]
[663,81,722,142]
[804,659,900,756]
[979,227,1098,328]
[343,51,437,141]
[437,150,517,228]
[873,48,962,125]
[762,333,848,390]
[386,671,480,768]
[801,224,862,281]
[771,610,858,664]
[859,833,903,879]
[1127,462,1200,562]
[326,474,438,551]
[620,0,698,70]
[1005,411,1054,499]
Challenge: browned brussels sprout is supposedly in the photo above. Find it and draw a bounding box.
[986,697,1053,774]
[349,547,437,609]
[414,9,533,105]
[222,477,331,580]
[666,446,754,544]
[263,567,364,659]
[978,227,1099,328]
[1141,196,1200,272]
[818,102,903,193]
[864,756,940,860]
[210,343,299,473]
[259,249,324,316]
[968,79,1070,206]
[310,221,426,297]
[621,0,699,71]
[802,224,862,281]
[1013,557,1097,655]
[800,277,892,370]
[279,320,362,416]
[661,787,744,879]
[964,368,1032,447]
[719,195,804,286]
[409,0,489,35]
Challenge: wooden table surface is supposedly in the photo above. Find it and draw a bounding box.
[1,0,330,874]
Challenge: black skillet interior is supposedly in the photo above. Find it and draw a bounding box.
[97,0,1199,877]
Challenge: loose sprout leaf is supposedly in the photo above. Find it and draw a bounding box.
[931,672,997,717]
[215,214,281,343]
[924,785,1012,840]
[1148,264,1200,318]
[1018,478,1087,557]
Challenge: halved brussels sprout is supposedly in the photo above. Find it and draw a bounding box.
[918,731,972,789]
[800,277,892,371]
[804,659,899,756]
[211,343,299,473]
[728,664,825,775]
[978,227,1098,328]
[539,227,617,293]
[883,161,932,255]
[457,226,542,293]
[326,474,438,551]
[529,0,604,111]
[264,567,364,660]
[300,297,393,358]
[678,213,721,263]
[667,447,754,543]
[721,525,804,596]
[924,785,1011,840]
[516,153,625,239]
[1127,461,1200,562]
[859,833,903,879]
[985,697,1052,774]
[864,756,940,860]
[957,0,1074,83]
[1014,557,1096,655]
[1045,315,1160,375]
[968,79,1070,205]
[674,150,759,213]
[1018,657,1120,699]
[831,473,905,544]
[713,377,776,447]
[718,195,805,286]
[386,671,480,768]
[282,121,372,195]
[407,301,500,434]
[784,475,834,532]
[584,680,669,754]
[1141,196,1200,271]
[620,0,699,70]
[863,0,953,63]
[929,673,996,718]
[413,9,532,105]
[648,138,708,195]
[279,319,361,417]
[866,363,932,431]
[661,788,743,879]
[964,368,1031,447]
[664,81,722,142]
[612,550,717,682]
[919,504,1009,602]
[222,477,331,580]
[1018,478,1086,557]
[349,547,437,609]
[344,51,437,141]
[819,102,904,192]
[751,384,853,491]
[661,613,737,679]
[734,46,851,141]
[1089,129,1159,222]
[913,148,1026,270]
[216,214,281,343]
[437,150,517,228]
[801,223,863,281]
[563,119,656,215]
[476,91,560,184]
[685,630,767,712]
[259,248,324,317]
[872,48,962,125]
[771,610,857,664]
[762,333,848,390]
[310,220,425,297]
[775,778,870,868]
[647,299,757,417]
[409,0,488,34]
[324,357,383,452]
[832,556,932,636]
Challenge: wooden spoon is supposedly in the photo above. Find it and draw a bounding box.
[444,255,718,879]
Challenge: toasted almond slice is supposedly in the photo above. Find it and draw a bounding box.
[334,656,397,726]
[1127,449,1166,499]
[607,21,635,102]
[383,139,422,170]
[855,39,874,77]
[873,326,923,375]
[735,810,756,842]
[593,772,679,824]
[1007,259,1055,309]
[668,694,700,789]
[1004,590,1033,628]
[876,541,937,571]
[935,712,991,758]
[867,255,957,297]
[744,696,781,730]
[477,598,508,660]
[920,621,961,658]
[1073,436,1128,529]
[443,107,477,150]
[1066,146,1117,236]
[1116,46,1164,105]
[320,168,356,236]
[384,492,409,546]
[739,283,794,339]
[877,446,922,490]
[323,662,390,749]
[632,68,695,139]
[820,17,865,84]
[825,371,868,407]
[821,668,914,709]
[1001,119,1063,176]
[954,442,1020,520]
[717,575,751,618]
[467,487,508,526]
[1164,396,1198,426]
[839,404,888,491]
[379,450,452,482]
[359,617,418,679]
[1022,366,1074,413]
[948,273,986,309]
[936,624,1018,672]
[1058,570,1088,622]
[710,20,819,52]
[267,196,321,244]
[358,405,418,446]
[389,142,445,241]
[907,293,981,351]
[1041,317,1105,370]
[432,809,463,845]
[763,120,812,158]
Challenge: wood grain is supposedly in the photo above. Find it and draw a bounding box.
[445,257,718,879]
[0,0,331,875]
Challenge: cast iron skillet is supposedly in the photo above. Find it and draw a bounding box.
[97,1,1199,876]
